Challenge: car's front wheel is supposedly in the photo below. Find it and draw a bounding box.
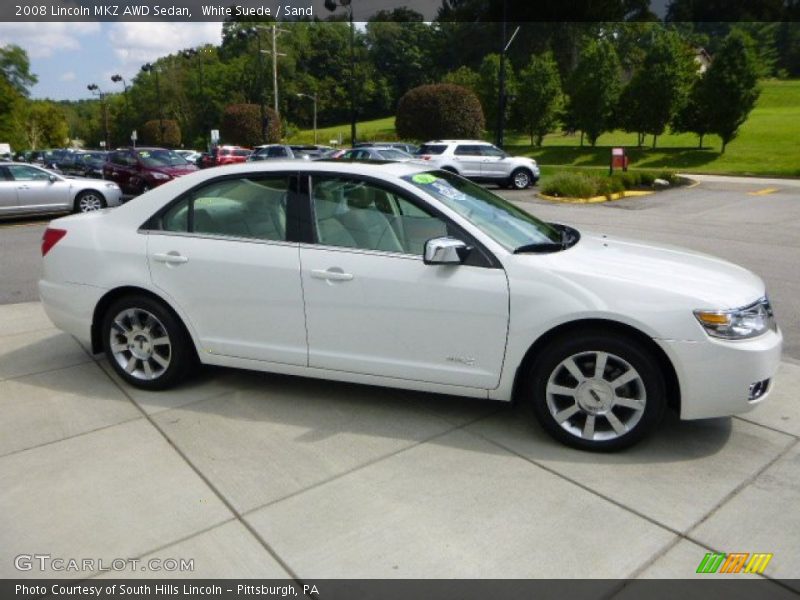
[74,191,106,213]
[102,295,195,390]
[510,168,533,190]
[526,330,666,451]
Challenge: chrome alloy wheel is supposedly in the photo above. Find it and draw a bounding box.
[513,170,530,189]
[109,308,172,381]
[78,193,104,212]
[545,351,646,442]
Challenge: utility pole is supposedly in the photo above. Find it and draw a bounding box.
[240,25,286,143]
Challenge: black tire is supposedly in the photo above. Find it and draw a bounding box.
[526,329,666,451]
[510,168,533,190]
[102,294,196,390]
[74,190,107,213]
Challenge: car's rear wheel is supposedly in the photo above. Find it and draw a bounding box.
[74,191,106,213]
[526,330,666,451]
[510,168,533,190]
[102,295,195,390]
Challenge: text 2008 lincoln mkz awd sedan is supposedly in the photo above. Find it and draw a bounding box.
[39,161,782,450]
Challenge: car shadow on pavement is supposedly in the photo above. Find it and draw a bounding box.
[1,333,732,468]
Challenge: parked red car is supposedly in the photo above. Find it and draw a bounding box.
[199,145,251,168]
[103,147,198,195]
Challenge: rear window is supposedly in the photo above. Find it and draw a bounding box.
[234,149,252,157]
[417,144,447,156]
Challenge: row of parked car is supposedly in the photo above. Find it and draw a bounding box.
[1,138,541,218]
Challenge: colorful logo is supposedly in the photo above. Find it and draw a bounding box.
[696,552,773,574]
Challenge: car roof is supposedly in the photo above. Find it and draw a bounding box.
[424,140,492,145]
[198,159,427,179]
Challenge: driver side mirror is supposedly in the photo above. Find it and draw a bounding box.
[48,174,58,183]
[423,237,472,265]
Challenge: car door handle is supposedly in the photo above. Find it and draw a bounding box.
[153,252,189,265]
[310,269,354,281]
[17,185,29,190]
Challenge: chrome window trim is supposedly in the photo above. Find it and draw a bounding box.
[141,228,298,248]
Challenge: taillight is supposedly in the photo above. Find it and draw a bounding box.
[42,228,67,256]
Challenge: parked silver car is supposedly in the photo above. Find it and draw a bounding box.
[0,163,122,218]
[416,140,540,189]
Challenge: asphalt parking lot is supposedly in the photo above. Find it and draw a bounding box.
[0,175,799,585]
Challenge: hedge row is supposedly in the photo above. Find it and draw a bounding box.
[540,170,680,199]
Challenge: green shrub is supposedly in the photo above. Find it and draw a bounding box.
[396,83,485,141]
[221,104,281,147]
[638,171,656,186]
[141,119,181,147]
[541,172,598,198]
[657,170,679,185]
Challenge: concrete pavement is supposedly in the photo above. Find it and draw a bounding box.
[1,302,799,584]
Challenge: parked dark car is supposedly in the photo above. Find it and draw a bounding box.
[103,147,198,195]
[56,151,108,178]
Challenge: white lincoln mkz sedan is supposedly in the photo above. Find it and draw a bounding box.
[39,161,782,450]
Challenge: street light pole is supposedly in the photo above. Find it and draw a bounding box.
[110,74,131,145]
[87,84,109,150]
[297,93,317,144]
[141,63,165,145]
[182,48,210,150]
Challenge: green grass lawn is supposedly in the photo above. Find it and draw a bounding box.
[289,79,800,177]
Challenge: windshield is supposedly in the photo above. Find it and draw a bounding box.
[137,150,189,167]
[402,170,561,251]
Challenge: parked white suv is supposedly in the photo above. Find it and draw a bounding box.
[417,140,540,189]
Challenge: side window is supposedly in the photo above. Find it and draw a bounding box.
[160,176,290,242]
[480,145,505,157]
[455,145,481,156]
[311,177,448,255]
[267,147,287,158]
[7,165,50,181]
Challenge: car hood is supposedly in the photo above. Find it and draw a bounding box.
[534,231,765,309]
[156,165,198,176]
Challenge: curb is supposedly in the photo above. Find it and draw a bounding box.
[537,189,655,204]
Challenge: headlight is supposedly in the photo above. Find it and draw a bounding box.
[694,297,776,340]
[151,172,171,181]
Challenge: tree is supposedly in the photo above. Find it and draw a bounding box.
[703,30,761,153]
[141,119,182,147]
[366,10,434,106]
[0,45,37,96]
[16,101,69,149]
[567,38,622,146]
[671,77,711,149]
[477,53,516,134]
[515,52,563,146]
[442,66,480,96]
[220,104,280,146]
[617,30,696,148]
[396,83,484,140]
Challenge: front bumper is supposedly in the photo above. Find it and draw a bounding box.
[657,328,783,420]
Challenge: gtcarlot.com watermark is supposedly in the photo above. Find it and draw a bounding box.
[14,553,194,573]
